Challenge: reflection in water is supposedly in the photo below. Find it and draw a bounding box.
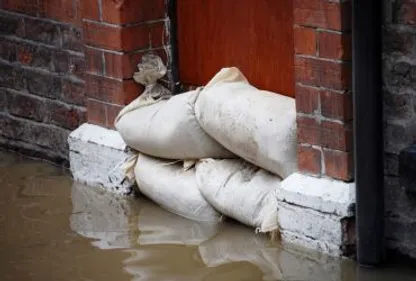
[1,150,416,281]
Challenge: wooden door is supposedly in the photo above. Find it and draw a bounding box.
[177,0,294,97]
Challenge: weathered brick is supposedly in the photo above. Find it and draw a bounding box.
[85,47,103,74]
[321,91,352,121]
[0,88,7,111]
[384,152,399,177]
[0,13,25,36]
[297,116,321,145]
[25,69,62,99]
[86,98,106,127]
[0,63,25,90]
[61,25,83,52]
[2,0,39,16]
[0,38,17,62]
[383,26,415,55]
[0,113,70,154]
[323,149,353,181]
[48,101,86,130]
[25,18,61,46]
[384,90,414,120]
[384,120,415,154]
[62,79,86,106]
[321,121,353,151]
[319,31,351,60]
[69,54,85,80]
[294,0,351,31]
[51,49,70,73]
[295,84,320,114]
[294,26,316,55]
[393,1,416,25]
[16,42,70,73]
[80,0,100,20]
[101,0,165,24]
[39,0,77,24]
[298,145,321,175]
[86,74,142,105]
[7,90,47,122]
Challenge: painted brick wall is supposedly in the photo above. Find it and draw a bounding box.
[383,0,416,259]
[293,0,353,181]
[82,0,168,129]
[0,0,86,166]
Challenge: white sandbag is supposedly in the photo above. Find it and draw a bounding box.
[138,199,219,246]
[115,90,234,160]
[195,67,297,178]
[134,154,222,222]
[195,158,280,233]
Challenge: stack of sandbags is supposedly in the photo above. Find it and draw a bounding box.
[114,55,296,233]
[195,67,297,179]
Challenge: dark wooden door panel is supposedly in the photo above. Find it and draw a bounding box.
[177,0,294,97]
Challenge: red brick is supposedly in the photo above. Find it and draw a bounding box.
[298,145,321,175]
[39,0,76,24]
[101,0,165,24]
[2,0,39,15]
[104,52,140,79]
[106,104,123,128]
[319,31,351,60]
[294,26,317,55]
[87,98,106,127]
[297,116,321,145]
[86,74,142,105]
[295,84,320,114]
[295,57,321,86]
[149,22,165,48]
[294,0,351,31]
[85,47,104,74]
[323,149,353,181]
[121,23,164,51]
[320,60,351,90]
[83,21,155,51]
[104,49,168,79]
[83,21,123,50]
[321,121,352,151]
[80,0,100,21]
[321,91,352,121]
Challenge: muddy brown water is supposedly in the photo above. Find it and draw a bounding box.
[1,150,416,281]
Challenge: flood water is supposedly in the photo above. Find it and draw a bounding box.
[1,150,416,281]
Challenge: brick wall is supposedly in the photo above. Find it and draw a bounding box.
[0,0,86,166]
[0,0,168,165]
[383,0,416,258]
[82,0,168,129]
[293,0,353,181]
